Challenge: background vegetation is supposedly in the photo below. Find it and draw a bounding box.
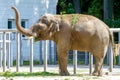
[57,0,120,62]
[57,0,120,28]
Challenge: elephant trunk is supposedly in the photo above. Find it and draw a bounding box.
[11,6,33,37]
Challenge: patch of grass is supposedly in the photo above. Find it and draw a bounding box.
[77,74,84,77]
[77,74,99,80]
[0,71,58,77]
[71,14,79,26]
[64,78,70,80]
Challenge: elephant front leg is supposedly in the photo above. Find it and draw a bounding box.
[57,50,70,76]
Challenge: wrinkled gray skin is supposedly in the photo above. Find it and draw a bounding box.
[12,6,114,76]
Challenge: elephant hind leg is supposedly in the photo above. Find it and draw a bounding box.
[92,47,107,76]
[92,56,104,76]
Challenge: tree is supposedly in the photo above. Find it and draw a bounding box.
[72,0,81,13]
[57,0,75,14]
[103,0,114,20]
[88,0,103,19]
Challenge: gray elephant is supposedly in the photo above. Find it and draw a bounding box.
[12,6,114,76]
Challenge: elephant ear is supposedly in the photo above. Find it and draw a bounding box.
[48,20,59,36]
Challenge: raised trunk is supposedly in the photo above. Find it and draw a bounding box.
[12,6,33,36]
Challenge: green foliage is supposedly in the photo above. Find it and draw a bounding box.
[58,0,120,20]
[66,3,75,14]
[58,0,75,14]
[114,0,120,19]
[71,14,79,26]
[115,56,119,65]
[104,19,120,28]
[88,0,103,19]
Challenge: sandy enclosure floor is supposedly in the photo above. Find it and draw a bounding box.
[1,75,120,80]
[0,65,120,80]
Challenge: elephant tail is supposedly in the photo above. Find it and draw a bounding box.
[109,30,114,47]
[109,29,117,65]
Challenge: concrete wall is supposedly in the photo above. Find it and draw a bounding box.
[0,0,58,61]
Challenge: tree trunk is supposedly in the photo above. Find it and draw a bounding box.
[103,0,114,20]
[73,0,81,13]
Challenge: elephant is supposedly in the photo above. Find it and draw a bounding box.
[11,6,114,76]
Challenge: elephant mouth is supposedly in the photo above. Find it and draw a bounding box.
[26,35,39,42]
[34,37,38,42]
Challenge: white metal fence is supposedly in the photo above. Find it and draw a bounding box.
[0,28,120,74]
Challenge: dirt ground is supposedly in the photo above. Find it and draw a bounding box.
[1,75,120,80]
[0,65,120,80]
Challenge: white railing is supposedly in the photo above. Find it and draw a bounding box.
[0,28,120,74]
[0,29,34,72]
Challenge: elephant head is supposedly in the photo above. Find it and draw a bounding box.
[11,6,60,41]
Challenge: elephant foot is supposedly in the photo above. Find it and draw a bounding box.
[92,72,102,76]
[98,71,103,76]
[92,72,98,76]
[59,71,70,76]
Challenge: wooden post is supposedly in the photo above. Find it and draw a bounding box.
[16,32,20,72]
[89,53,93,74]
[3,32,6,72]
[73,50,77,74]
[30,39,33,72]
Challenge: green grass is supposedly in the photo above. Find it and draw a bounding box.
[0,71,58,77]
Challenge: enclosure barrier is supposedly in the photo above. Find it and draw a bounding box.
[0,28,120,74]
[0,29,33,72]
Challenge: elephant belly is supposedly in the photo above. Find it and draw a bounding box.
[70,38,90,51]
[70,31,92,51]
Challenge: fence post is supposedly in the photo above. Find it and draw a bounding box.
[73,50,77,74]
[118,32,120,66]
[16,32,20,72]
[49,41,52,64]
[54,43,57,64]
[89,53,93,74]
[0,43,2,67]
[30,39,33,72]
[85,51,88,65]
[10,38,13,67]
[109,44,113,72]
[3,32,6,72]
[44,41,48,72]
[7,33,11,68]
[106,49,110,65]
[20,34,23,66]
[109,31,113,72]
[39,41,43,65]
